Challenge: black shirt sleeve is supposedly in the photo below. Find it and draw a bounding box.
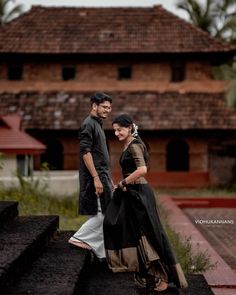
[79,123,94,157]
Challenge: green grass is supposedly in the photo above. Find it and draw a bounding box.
[0,185,87,230]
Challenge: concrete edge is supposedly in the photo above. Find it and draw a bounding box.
[159,194,236,293]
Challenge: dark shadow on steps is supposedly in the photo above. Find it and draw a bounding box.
[4,232,89,295]
[0,215,59,293]
[0,201,18,230]
[77,258,214,295]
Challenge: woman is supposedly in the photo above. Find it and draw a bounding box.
[103,114,188,292]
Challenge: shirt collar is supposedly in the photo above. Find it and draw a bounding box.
[90,115,103,126]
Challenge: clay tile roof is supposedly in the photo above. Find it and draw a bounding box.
[0,5,234,54]
[0,115,46,154]
[1,91,236,131]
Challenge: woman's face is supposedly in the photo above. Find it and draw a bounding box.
[113,123,131,141]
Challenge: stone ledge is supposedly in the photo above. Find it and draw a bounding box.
[159,195,236,293]
[0,215,59,292]
[5,231,89,295]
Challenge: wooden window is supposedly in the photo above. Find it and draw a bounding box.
[118,66,132,80]
[8,65,23,80]
[41,138,64,170]
[171,60,185,82]
[166,139,189,171]
[17,155,32,176]
[61,65,76,80]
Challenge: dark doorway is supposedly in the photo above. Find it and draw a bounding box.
[41,138,64,170]
[166,139,189,171]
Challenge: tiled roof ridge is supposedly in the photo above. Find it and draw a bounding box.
[0,113,46,152]
[27,4,236,50]
[1,114,21,130]
[29,4,236,52]
[30,5,156,10]
[0,5,235,54]
[0,118,10,129]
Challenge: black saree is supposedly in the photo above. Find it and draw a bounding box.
[103,184,188,288]
[104,139,187,288]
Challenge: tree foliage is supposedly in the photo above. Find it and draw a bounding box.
[176,0,236,107]
[176,0,236,44]
[0,0,23,25]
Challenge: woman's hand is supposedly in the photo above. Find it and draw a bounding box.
[117,181,127,192]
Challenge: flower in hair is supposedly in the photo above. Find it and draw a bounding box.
[132,123,139,137]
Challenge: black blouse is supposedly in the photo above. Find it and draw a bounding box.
[120,139,147,179]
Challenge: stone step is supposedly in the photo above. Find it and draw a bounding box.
[0,215,59,292]
[77,259,214,295]
[4,231,89,295]
[0,201,18,230]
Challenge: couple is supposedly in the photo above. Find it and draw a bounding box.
[68,92,188,292]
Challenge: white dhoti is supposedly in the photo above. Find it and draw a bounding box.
[69,199,105,259]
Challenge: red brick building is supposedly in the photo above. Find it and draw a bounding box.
[0,5,236,187]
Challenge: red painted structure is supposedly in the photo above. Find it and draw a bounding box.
[0,115,46,155]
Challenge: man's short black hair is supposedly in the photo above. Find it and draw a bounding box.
[90,92,112,105]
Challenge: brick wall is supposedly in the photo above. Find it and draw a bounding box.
[109,137,208,172]
[28,130,236,187]
[32,132,236,187]
[209,155,236,186]
[0,87,233,187]
[0,60,212,82]
[24,63,61,81]
[186,61,212,80]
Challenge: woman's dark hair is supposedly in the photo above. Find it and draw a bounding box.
[90,92,112,105]
[112,114,133,129]
[112,114,149,167]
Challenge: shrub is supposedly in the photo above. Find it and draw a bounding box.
[164,224,216,273]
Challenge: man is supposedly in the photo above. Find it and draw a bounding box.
[68,92,113,260]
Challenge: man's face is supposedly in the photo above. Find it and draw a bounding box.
[94,101,112,119]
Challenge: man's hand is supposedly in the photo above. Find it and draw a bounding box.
[94,176,103,196]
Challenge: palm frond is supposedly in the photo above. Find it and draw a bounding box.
[216,14,236,41]
[0,0,23,24]
[176,0,213,32]
[3,3,23,22]
[176,0,236,41]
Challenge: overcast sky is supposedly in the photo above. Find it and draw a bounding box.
[18,0,192,20]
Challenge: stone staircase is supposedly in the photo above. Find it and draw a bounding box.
[0,201,88,295]
[0,201,214,295]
